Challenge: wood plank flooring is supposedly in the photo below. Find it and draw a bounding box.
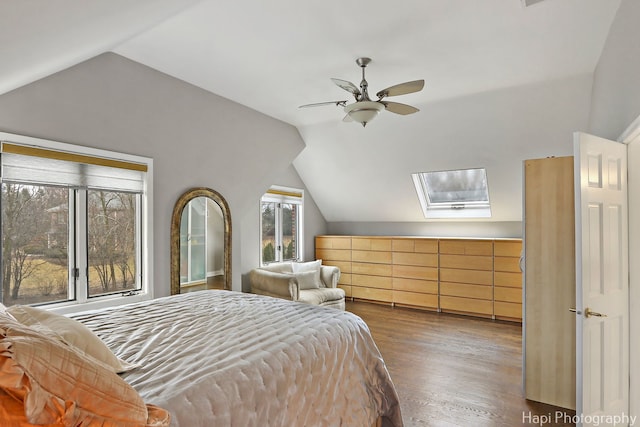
[347,301,576,427]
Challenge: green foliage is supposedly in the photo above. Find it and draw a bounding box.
[262,242,275,263]
[284,241,294,260]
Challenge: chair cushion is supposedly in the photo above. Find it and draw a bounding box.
[292,260,322,273]
[262,262,293,274]
[298,287,345,306]
[294,270,322,290]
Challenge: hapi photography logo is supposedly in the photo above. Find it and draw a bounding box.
[523,411,637,426]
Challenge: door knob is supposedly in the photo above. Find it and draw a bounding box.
[569,307,607,318]
[584,307,606,318]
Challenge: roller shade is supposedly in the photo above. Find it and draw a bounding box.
[1,143,146,192]
[263,187,303,204]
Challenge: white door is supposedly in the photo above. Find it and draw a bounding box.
[574,132,629,425]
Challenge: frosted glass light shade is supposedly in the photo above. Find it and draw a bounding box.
[344,101,385,127]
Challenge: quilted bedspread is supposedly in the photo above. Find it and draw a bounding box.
[71,290,403,427]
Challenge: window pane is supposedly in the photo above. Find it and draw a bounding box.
[424,168,489,204]
[1,183,70,306]
[87,190,138,296]
[189,198,206,283]
[281,203,298,261]
[261,201,277,263]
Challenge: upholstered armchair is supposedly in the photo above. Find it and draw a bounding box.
[249,260,345,310]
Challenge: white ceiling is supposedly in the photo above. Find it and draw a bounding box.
[1,0,621,223]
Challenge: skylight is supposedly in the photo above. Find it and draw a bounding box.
[411,168,492,219]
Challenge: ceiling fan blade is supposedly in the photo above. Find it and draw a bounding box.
[376,80,425,99]
[331,78,361,96]
[342,113,354,122]
[382,101,419,115]
[299,100,347,108]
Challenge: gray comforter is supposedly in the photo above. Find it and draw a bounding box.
[71,290,402,427]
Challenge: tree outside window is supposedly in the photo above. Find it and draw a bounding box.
[1,184,139,306]
[260,189,302,265]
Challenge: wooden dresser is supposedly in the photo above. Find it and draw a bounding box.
[316,235,523,322]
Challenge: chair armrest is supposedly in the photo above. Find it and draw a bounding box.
[320,265,340,288]
[249,269,299,300]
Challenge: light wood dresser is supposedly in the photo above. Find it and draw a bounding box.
[316,235,523,322]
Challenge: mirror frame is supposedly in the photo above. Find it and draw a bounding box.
[170,187,232,295]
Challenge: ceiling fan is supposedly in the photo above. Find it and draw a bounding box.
[299,57,424,127]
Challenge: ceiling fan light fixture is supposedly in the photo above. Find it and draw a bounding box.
[344,101,384,127]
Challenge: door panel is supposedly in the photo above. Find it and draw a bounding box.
[575,132,629,425]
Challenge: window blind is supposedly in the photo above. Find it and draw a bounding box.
[1,142,146,192]
[263,188,303,205]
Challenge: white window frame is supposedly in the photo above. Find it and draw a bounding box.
[411,168,492,219]
[259,185,304,265]
[0,132,153,314]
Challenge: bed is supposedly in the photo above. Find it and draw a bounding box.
[56,290,402,426]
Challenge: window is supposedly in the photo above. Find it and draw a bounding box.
[260,186,303,265]
[0,133,151,310]
[411,168,491,219]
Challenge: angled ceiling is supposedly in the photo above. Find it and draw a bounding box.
[1,0,621,223]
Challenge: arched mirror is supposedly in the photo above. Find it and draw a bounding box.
[171,188,231,294]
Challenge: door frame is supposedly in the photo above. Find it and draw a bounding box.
[617,115,640,423]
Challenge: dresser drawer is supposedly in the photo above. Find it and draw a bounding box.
[440,282,492,300]
[440,296,493,316]
[494,286,521,303]
[440,268,493,286]
[393,277,438,294]
[352,262,392,277]
[393,290,438,309]
[494,271,522,288]
[440,239,493,256]
[316,248,351,262]
[495,301,522,320]
[316,236,352,249]
[351,274,392,289]
[352,287,393,302]
[393,264,438,281]
[351,237,392,251]
[392,251,438,267]
[439,254,492,271]
[352,250,392,264]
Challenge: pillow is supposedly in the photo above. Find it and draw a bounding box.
[0,310,170,426]
[0,387,54,427]
[294,269,322,290]
[263,262,293,274]
[292,259,322,273]
[7,305,136,374]
[0,303,9,317]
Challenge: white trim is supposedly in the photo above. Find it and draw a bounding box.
[411,169,492,219]
[619,117,640,424]
[0,132,149,166]
[618,115,640,143]
[259,185,305,265]
[0,132,153,313]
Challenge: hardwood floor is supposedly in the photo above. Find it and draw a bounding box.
[347,301,576,427]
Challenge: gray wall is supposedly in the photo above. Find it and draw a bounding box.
[588,0,640,140]
[328,221,522,238]
[239,164,328,291]
[0,52,327,295]
[323,72,594,238]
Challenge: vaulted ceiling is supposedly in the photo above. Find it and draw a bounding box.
[1,0,621,222]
